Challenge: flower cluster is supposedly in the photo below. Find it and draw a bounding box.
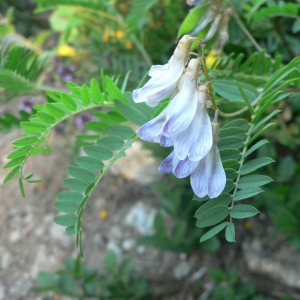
[133,35,226,199]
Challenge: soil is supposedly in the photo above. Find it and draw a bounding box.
[1,100,300,300]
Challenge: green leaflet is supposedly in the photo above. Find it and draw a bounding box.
[54,201,79,214]
[37,112,56,125]
[62,178,88,193]
[84,145,113,160]
[61,94,77,111]
[105,125,135,139]
[57,191,84,204]
[219,127,246,139]
[105,75,126,101]
[230,204,260,219]
[7,146,32,159]
[177,2,210,37]
[240,157,274,175]
[225,222,235,242]
[243,140,269,158]
[115,100,148,126]
[46,103,66,119]
[3,166,21,183]
[237,175,273,189]
[74,156,104,172]
[212,80,258,102]
[67,166,96,183]
[247,123,275,145]
[81,84,91,106]
[200,222,228,243]
[196,205,230,228]
[195,194,232,218]
[218,137,244,150]
[90,78,103,104]
[233,187,264,201]
[21,122,46,133]
[3,156,26,168]
[12,136,38,147]
[53,214,77,227]
[97,136,124,151]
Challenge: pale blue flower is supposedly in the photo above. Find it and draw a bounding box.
[133,35,191,107]
[162,58,200,137]
[173,86,212,161]
[190,123,226,198]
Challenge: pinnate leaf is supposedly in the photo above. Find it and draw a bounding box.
[75,156,104,172]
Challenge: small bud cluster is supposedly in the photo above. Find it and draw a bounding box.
[133,35,226,199]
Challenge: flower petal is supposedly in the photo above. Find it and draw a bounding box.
[149,63,169,77]
[137,109,166,142]
[163,58,200,137]
[159,151,175,174]
[208,147,226,198]
[160,135,174,147]
[174,103,212,161]
[190,145,226,198]
[173,157,199,178]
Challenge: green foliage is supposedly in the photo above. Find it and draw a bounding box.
[0,45,45,99]
[206,268,292,300]
[36,251,149,299]
[195,55,300,243]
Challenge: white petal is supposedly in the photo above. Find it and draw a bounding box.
[174,104,212,161]
[208,147,226,198]
[137,109,166,142]
[149,63,169,77]
[190,145,226,199]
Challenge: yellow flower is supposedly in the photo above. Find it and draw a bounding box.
[124,41,133,49]
[205,50,219,68]
[58,44,76,58]
[99,209,108,219]
[116,30,125,40]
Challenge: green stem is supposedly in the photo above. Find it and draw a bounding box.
[218,94,262,118]
[227,0,264,52]
[200,44,218,110]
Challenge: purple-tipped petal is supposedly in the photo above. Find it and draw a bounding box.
[160,135,174,147]
[173,157,199,178]
[137,109,166,142]
[159,151,175,174]
[174,104,212,161]
[190,145,226,199]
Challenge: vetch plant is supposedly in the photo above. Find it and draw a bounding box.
[2,31,300,254]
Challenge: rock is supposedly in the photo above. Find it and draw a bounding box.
[1,252,12,270]
[124,201,156,235]
[243,239,300,288]
[0,282,5,300]
[122,239,136,252]
[110,141,161,184]
[173,261,192,280]
[50,221,73,246]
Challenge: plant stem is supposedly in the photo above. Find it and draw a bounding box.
[200,44,218,110]
[227,0,263,52]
